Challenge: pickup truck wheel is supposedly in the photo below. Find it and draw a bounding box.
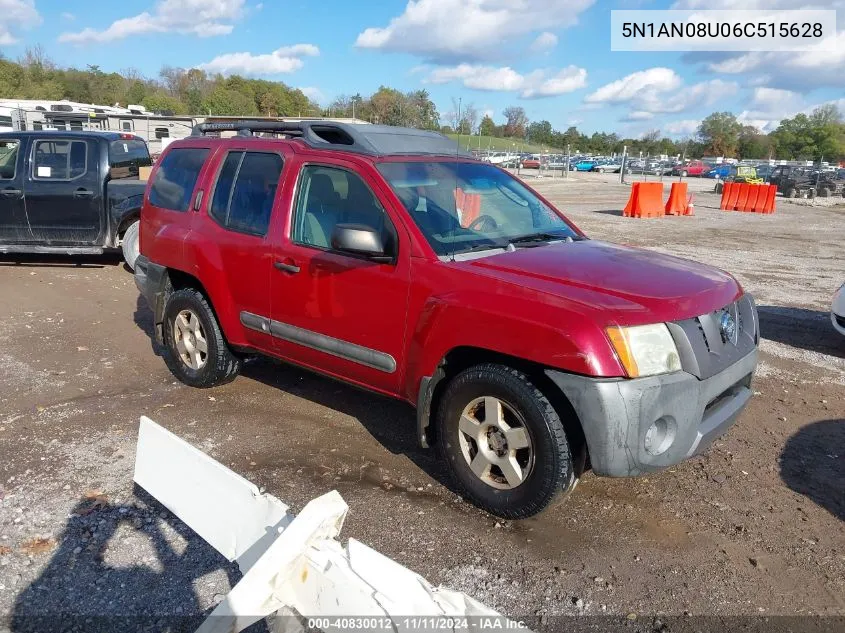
[436,364,573,519]
[161,289,241,388]
[121,220,140,271]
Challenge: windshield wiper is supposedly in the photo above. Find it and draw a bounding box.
[507,232,579,247]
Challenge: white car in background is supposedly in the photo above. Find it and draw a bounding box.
[833,283,845,336]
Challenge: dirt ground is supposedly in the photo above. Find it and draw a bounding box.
[0,172,843,631]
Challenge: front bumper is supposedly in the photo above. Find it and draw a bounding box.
[546,348,758,477]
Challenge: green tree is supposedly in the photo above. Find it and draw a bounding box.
[479,114,496,137]
[201,86,256,115]
[697,112,743,156]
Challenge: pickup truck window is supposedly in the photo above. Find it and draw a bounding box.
[0,140,19,179]
[32,140,87,181]
[209,151,283,236]
[109,139,151,170]
[377,161,576,256]
[149,147,209,212]
[291,165,393,251]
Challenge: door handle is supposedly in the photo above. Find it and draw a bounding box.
[73,189,94,199]
[274,260,300,274]
[0,188,22,198]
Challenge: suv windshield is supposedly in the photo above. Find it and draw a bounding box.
[377,161,577,256]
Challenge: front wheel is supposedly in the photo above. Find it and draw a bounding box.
[161,288,241,388]
[436,364,575,518]
[121,220,140,271]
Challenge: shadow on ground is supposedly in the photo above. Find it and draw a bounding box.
[779,419,844,522]
[758,305,845,359]
[9,487,267,633]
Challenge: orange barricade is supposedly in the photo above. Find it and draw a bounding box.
[455,188,481,227]
[744,185,761,212]
[665,182,689,215]
[762,183,777,214]
[735,183,751,211]
[624,182,663,218]
[726,182,740,210]
[719,183,732,210]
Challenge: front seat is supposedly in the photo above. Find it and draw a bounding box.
[303,173,341,248]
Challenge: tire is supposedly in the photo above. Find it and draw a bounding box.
[819,187,831,198]
[785,187,797,198]
[161,288,241,388]
[715,182,723,194]
[680,170,688,178]
[436,363,574,519]
[121,220,140,271]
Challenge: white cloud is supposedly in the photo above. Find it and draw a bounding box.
[530,32,558,53]
[61,12,76,21]
[0,0,40,45]
[355,0,594,62]
[297,86,324,103]
[198,44,319,76]
[586,67,738,118]
[59,0,245,44]
[622,111,655,122]
[585,68,681,104]
[426,64,587,98]
[662,119,701,136]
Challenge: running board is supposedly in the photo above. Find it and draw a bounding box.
[0,245,104,255]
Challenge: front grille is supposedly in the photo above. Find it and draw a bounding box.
[667,294,758,380]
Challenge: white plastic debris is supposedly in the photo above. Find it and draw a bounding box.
[134,417,518,633]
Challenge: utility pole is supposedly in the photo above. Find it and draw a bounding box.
[620,145,628,184]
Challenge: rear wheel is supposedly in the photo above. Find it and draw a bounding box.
[162,288,241,388]
[714,182,723,194]
[680,170,688,177]
[436,364,574,518]
[121,220,140,271]
[819,187,832,198]
[785,186,797,198]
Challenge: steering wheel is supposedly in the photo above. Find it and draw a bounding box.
[468,214,498,232]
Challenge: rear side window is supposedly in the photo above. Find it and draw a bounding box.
[149,148,209,212]
[109,139,151,169]
[0,140,20,179]
[208,151,283,236]
[33,140,88,180]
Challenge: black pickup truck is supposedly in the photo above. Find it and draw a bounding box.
[0,130,151,269]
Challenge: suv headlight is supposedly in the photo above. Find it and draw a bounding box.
[606,324,682,378]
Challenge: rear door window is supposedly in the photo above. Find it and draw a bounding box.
[32,140,88,180]
[208,151,283,236]
[0,140,20,179]
[149,147,209,212]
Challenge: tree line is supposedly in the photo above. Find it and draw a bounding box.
[1,47,842,161]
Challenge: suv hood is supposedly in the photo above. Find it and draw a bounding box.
[463,240,741,324]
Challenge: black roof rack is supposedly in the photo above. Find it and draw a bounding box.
[190,120,472,158]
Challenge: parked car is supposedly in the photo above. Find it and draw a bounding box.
[520,157,541,169]
[135,120,759,519]
[593,160,622,173]
[672,160,711,177]
[768,165,843,198]
[573,159,598,171]
[833,282,845,336]
[0,131,151,268]
[707,164,733,179]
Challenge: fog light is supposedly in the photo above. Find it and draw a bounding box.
[644,417,676,456]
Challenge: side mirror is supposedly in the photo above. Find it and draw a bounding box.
[330,224,391,262]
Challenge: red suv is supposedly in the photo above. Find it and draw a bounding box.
[135,121,758,518]
[671,160,711,177]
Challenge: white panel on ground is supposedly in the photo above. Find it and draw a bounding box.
[134,416,292,571]
[133,417,521,633]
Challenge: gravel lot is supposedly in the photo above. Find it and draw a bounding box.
[0,172,843,632]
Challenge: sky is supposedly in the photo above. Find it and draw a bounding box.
[1,0,843,138]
